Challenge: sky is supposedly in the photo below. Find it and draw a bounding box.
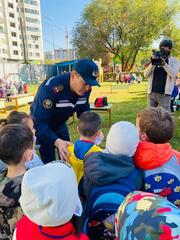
[40,0,180,52]
[40,0,91,52]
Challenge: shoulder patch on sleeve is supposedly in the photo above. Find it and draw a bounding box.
[53,85,64,94]
[43,99,53,109]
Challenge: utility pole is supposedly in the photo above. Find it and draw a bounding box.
[51,26,55,62]
[19,17,28,64]
[65,27,70,60]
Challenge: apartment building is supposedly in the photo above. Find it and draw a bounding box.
[0,0,44,62]
[54,48,77,61]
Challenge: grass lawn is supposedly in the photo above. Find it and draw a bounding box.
[1,81,180,150]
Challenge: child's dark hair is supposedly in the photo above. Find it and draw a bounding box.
[137,107,175,143]
[0,124,34,165]
[7,111,30,124]
[78,112,101,137]
[0,111,31,129]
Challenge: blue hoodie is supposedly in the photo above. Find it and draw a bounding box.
[84,151,142,197]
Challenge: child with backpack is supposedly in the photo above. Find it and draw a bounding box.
[67,111,103,184]
[83,121,142,239]
[135,107,180,207]
[115,191,180,240]
[13,161,89,240]
[0,124,34,239]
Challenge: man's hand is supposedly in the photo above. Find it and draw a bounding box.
[161,57,166,66]
[54,138,72,162]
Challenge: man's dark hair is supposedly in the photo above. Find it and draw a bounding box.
[137,107,175,143]
[0,124,34,165]
[78,112,101,137]
[159,39,173,50]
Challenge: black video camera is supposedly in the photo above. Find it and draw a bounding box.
[151,49,170,66]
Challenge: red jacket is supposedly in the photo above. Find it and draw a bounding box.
[134,141,180,207]
[134,141,180,170]
[16,216,89,240]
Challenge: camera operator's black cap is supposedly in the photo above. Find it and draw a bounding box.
[159,39,173,49]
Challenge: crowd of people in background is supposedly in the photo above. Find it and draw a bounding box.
[116,72,143,84]
[0,79,28,99]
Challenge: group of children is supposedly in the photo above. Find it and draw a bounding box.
[116,73,143,84]
[0,79,28,99]
[0,107,179,240]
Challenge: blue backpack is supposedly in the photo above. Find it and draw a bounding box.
[83,184,126,240]
[83,169,142,240]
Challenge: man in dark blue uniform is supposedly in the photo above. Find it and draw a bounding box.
[31,59,99,163]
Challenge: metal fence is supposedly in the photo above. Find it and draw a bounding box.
[0,63,57,83]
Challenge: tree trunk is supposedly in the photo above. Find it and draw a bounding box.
[128,47,140,71]
[121,53,124,72]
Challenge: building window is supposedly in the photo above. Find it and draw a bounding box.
[13,50,18,55]
[26,17,39,23]
[35,44,39,49]
[26,26,39,32]
[8,2,14,8]
[31,35,39,40]
[22,0,38,6]
[36,52,40,57]
[12,41,18,46]
[9,13,14,18]
[10,22,15,28]
[0,26,3,33]
[25,8,39,15]
[11,32,16,37]
[2,49,7,54]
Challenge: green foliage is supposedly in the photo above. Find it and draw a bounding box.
[162,23,180,59]
[72,0,179,70]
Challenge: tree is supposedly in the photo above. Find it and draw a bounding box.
[72,20,111,65]
[72,0,179,71]
[162,24,180,59]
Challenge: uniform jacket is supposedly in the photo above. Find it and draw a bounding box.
[84,151,142,197]
[14,215,89,240]
[134,141,180,207]
[144,57,180,95]
[31,74,91,145]
[68,140,102,183]
[0,169,23,240]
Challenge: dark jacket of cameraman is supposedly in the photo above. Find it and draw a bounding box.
[144,56,179,95]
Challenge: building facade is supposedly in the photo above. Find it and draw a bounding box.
[54,48,77,61]
[0,0,44,63]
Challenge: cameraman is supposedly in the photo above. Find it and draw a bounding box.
[144,39,179,111]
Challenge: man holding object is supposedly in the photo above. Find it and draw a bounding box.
[144,38,179,111]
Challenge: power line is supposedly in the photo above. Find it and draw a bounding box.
[42,15,64,32]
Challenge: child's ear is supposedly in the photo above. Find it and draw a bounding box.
[96,129,101,137]
[140,132,149,141]
[77,126,80,134]
[23,149,34,162]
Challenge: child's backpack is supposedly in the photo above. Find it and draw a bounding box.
[94,97,108,108]
[83,184,125,240]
